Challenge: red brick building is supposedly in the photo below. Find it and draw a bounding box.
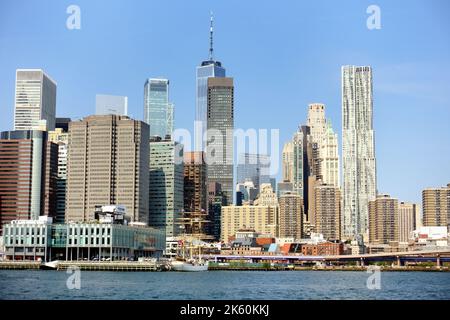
[0,130,58,234]
[301,242,344,256]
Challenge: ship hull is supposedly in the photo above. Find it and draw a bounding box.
[171,261,208,272]
[39,261,59,270]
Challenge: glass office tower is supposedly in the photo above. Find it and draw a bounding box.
[144,78,173,139]
[96,94,128,116]
[195,61,226,151]
[236,153,271,190]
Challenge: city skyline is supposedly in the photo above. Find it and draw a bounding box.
[0,0,450,207]
[1,2,450,306]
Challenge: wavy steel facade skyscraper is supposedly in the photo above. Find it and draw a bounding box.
[342,65,377,239]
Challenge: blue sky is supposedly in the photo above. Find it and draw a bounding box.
[0,0,449,205]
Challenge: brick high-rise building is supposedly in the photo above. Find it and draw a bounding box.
[66,115,149,224]
[0,130,58,233]
[398,202,417,243]
[312,184,341,241]
[422,183,450,228]
[220,205,278,242]
[278,192,303,239]
[369,194,399,244]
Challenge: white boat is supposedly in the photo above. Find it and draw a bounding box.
[171,259,208,272]
[170,241,209,272]
[40,260,59,270]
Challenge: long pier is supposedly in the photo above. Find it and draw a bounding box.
[0,261,40,270]
[56,261,168,271]
[0,261,170,271]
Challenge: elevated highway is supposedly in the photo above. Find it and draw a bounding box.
[208,248,450,266]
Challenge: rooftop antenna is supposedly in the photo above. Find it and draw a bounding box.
[209,11,214,61]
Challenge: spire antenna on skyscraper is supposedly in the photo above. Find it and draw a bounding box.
[209,11,214,61]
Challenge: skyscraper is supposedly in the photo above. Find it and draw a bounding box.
[66,115,149,224]
[96,94,128,116]
[302,125,322,220]
[307,103,327,143]
[306,103,340,188]
[398,202,417,243]
[312,184,341,241]
[0,130,58,233]
[277,181,293,198]
[422,183,450,227]
[149,137,184,237]
[278,192,304,239]
[320,121,340,187]
[48,126,70,223]
[235,181,258,204]
[342,65,377,238]
[236,153,271,190]
[144,78,173,139]
[14,69,57,131]
[183,151,207,215]
[254,183,278,207]
[195,13,226,151]
[208,182,224,240]
[368,194,398,244]
[292,131,304,196]
[282,142,294,183]
[206,77,234,205]
[55,118,71,132]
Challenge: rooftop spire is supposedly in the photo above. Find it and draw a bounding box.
[209,11,214,61]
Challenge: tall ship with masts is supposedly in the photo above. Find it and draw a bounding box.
[170,209,214,271]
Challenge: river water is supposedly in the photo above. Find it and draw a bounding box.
[0,270,449,300]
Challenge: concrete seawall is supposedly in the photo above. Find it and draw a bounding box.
[0,261,169,271]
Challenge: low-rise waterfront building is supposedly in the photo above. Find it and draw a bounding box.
[3,215,165,262]
[410,226,449,250]
[301,242,344,256]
